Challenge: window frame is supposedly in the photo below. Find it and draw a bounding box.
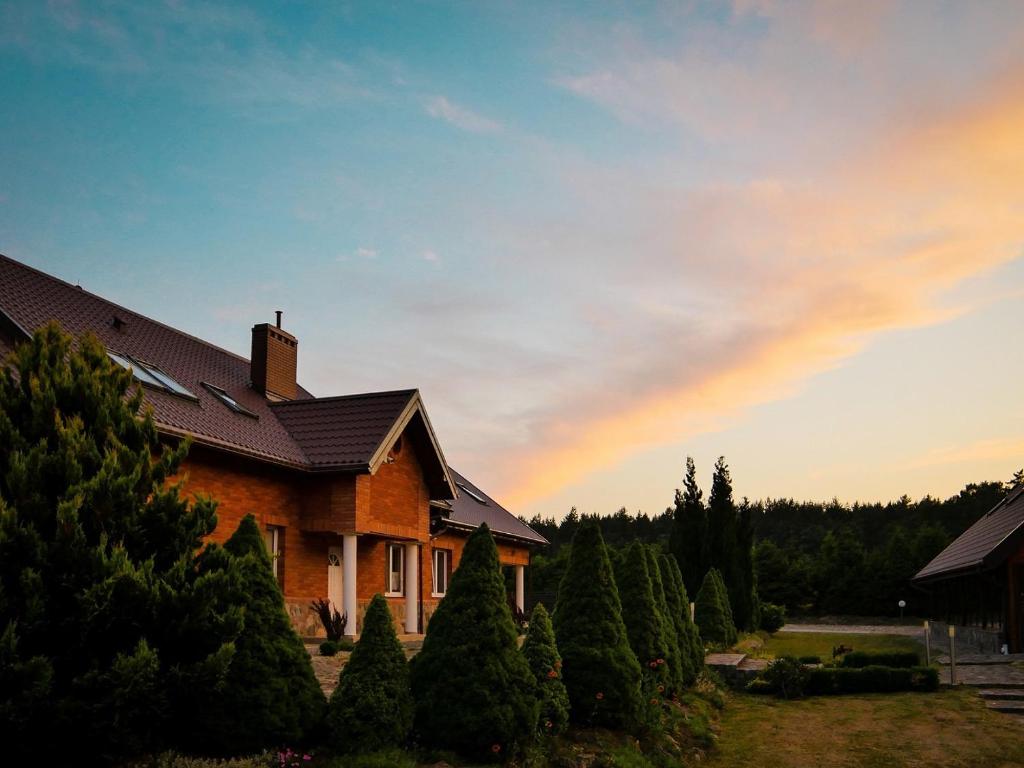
[107,350,198,402]
[432,548,451,597]
[385,543,405,597]
[202,381,259,419]
[265,525,283,587]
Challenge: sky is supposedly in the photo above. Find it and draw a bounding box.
[1,1,1023,521]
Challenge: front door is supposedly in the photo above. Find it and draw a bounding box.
[328,547,343,614]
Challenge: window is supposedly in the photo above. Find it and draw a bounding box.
[264,525,283,586]
[386,543,405,596]
[432,548,451,596]
[202,382,258,419]
[456,481,488,505]
[108,351,197,400]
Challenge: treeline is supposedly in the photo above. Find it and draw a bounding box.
[525,462,1021,619]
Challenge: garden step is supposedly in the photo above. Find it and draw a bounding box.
[979,689,1024,701]
[705,653,747,668]
[984,699,1024,714]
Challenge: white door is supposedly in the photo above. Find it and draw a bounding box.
[328,546,344,613]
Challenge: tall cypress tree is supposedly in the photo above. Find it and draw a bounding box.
[522,603,570,736]
[669,457,709,598]
[707,457,739,610]
[0,324,242,763]
[327,593,412,754]
[553,520,642,730]
[411,524,537,763]
[193,514,325,755]
[732,499,757,631]
[658,554,702,685]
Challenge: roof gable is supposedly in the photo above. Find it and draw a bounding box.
[914,484,1024,582]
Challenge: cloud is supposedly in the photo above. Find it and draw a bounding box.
[421,249,440,263]
[356,247,378,259]
[900,437,1024,473]
[424,95,503,134]
[480,67,1024,509]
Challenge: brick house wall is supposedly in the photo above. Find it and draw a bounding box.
[174,440,533,637]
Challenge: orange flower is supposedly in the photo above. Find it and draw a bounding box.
[649,661,657,669]
[547,669,557,679]
[650,698,658,705]
[657,685,665,693]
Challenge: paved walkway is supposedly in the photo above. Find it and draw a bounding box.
[779,623,926,637]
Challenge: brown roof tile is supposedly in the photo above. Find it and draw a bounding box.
[443,469,548,546]
[914,485,1024,582]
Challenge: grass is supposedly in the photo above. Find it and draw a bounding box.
[707,688,1024,768]
[734,631,924,661]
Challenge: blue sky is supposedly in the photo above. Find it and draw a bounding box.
[2,1,1023,519]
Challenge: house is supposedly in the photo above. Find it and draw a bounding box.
[913,483,1024,653]
[0,253,547,636]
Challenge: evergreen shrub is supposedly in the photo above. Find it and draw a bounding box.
[194,514,325,755]
[758,602,786,633]
[840,651,920,668]
[522,603,570,736]
[320,641,339,657]
[327,593,412,754]
[694,568,736,646]
[762,656,809,699]
[659,554,704,681]
[805,665,938,695]
[553,520,642,731]
[410,524,537,762]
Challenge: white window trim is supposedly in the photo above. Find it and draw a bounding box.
[432,548,450,597]
[385,543,405,597]
[265,525,281,579]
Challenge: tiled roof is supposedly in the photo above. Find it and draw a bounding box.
[0,255,447,490]
[914,485,1024,582]
[443,468,548,546]
[271,390,418,468]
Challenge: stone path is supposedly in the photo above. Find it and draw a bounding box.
[305,640,423,697]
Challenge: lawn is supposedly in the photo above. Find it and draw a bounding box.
[708,689,1024,768]
[735,631,924,661]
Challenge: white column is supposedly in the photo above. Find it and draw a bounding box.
[405,542,420,634]
[515,564,526,614]
[343,534,358,637]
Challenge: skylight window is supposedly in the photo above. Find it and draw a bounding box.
[456,482,488,505]
[202,382,258,419]
[108,351,197,401]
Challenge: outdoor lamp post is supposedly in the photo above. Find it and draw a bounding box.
[898,599,906,620]
[949,624,957,685]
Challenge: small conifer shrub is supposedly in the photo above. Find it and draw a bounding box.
[658,554,702,686]
[410,524,537,763]
[327,593,412,754]
[644,546,685,695]
[522,603,570,736]
[553,520,642,730]
[194,514,325,755]
[694,568,737,647]
[616,542,672,696]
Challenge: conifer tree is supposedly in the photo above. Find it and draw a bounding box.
[327,593,412,754]
[0,324,242,762]
[707,458,740,607]
[615,542,672,693]
[411,524,537,762]
[732,500,757,631]
[694,568,736,646]
[522,603,570,736]
[668,457,710,599]
[658,554,703,685]
[644,546,685,695]
[553,520,642,730]
[194,514,325,755]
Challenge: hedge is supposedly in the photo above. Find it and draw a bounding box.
[839,651,920,668]
[806,665,938,695]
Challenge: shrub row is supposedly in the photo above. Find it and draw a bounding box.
[839,651,920,669]
[806,665,938,694]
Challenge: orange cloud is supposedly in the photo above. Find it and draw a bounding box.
[493,69,1024,509]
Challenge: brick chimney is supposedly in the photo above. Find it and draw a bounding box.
[250,312,298,400]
